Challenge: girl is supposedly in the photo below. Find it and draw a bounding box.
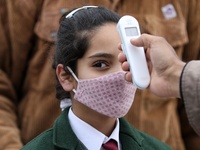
[22,6,171,150]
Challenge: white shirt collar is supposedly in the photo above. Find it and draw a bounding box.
[68,107,120,150]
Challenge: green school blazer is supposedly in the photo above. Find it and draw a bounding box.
[21,107,172,150]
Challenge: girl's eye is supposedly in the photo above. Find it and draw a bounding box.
[93,61,108,68]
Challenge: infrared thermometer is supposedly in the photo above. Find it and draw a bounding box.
[117,15,150,89]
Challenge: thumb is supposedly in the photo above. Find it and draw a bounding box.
[130,33,153,49]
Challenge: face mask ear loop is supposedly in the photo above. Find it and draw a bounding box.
[72,89,77,93]
[66,66,79,82]
[66,66,79,94]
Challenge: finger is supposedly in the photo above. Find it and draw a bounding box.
[118,43,122,51]
[121,61,130,71]
[125,72,132,82]
[130,33,152,49]
[118,52,127,63]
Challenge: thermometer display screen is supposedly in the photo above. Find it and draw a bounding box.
[125,27,139,36]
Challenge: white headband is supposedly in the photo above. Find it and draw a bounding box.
[65,6,98,18]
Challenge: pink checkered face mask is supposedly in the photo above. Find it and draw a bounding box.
[67,67,137,118]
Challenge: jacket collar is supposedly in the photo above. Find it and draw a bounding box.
[53,107,85,149]
[119,117,144,149]
[52,107,143,149]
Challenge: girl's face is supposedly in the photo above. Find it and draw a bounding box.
[76,23,122,80]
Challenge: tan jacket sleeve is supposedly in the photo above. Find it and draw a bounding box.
[181,61,200,136]
[0,0,43,149]
[0,71,22,149]
[0,1,22,149]
[183,0,200,61]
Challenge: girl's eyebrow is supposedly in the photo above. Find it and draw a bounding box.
[88,53,113,59]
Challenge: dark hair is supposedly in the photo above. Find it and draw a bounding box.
[53,6,120,99]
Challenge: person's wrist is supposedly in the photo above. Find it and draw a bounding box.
[168,60,186,98]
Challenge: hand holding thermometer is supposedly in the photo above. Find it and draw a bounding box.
[117,15,150,89]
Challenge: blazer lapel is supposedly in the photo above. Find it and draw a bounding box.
[119,117,144,150]
[53,108,86,150]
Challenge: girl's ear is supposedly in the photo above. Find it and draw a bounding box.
[56,64,74,91]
